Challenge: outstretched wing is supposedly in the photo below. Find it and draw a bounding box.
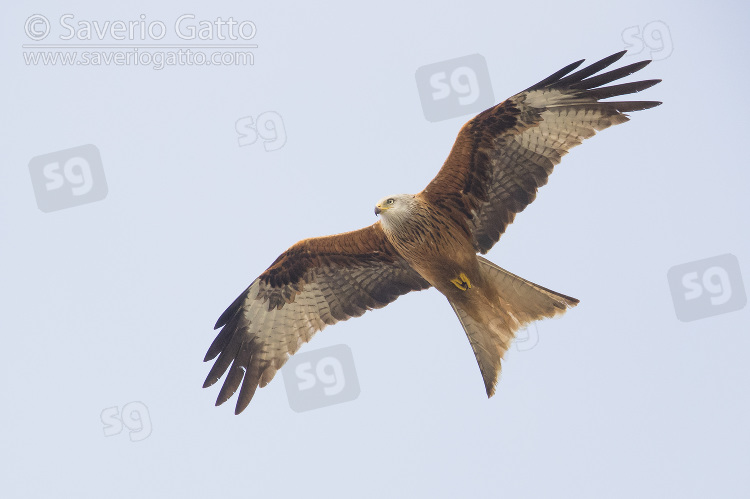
[203,222,430,414]
[420,51,661,253]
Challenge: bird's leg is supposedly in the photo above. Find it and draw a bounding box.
[450,272,472,291]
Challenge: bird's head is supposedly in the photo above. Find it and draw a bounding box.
[374,194,415,220]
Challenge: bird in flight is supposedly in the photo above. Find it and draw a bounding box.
[204,50,661,414]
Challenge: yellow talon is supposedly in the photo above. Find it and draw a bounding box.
[450,272,472,291]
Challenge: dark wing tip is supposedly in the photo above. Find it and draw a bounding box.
[215,287,251,329]
[215,383,237,408]
[637,100,662,110]
[526,52,658,94]
[203,323,234,362]
[617,100,662,112]
[234,372,260,414]
[584,79,662,101]
[570,60,654,91]
[524,58,585,92]
[555,51,628,86]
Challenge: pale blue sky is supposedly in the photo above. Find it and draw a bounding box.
[3,2,749,498]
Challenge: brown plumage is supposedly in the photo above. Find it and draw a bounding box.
[204,50,661,414]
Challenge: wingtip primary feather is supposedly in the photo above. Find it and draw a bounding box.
[570,60,654,90]
[215,286,252,329]
[583,79,662,101]
[555,51,628,86]
[615,100,662,112]
[524,58,586,91]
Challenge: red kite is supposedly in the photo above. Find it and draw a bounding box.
[204,50,661,414]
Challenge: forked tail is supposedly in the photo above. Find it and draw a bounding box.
[450,256,579,397]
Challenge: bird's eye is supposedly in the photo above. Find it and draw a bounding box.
[387,198,394,205]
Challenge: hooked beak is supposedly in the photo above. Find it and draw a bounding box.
[374,205,382,216]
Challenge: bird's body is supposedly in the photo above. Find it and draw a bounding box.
[204,50,661,414]
[378,194,477,292]
[374,192,578,395]
[377,193,485,323]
